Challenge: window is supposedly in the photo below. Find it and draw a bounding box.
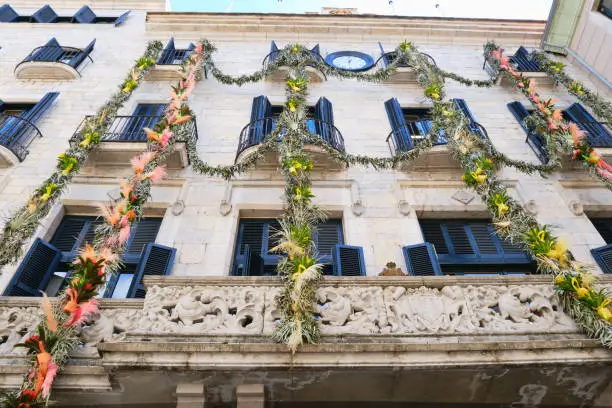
[420,219,536,275]
[157,38,195,65]
[0,4,130,25]
[599,0,612,19]
[3,216,165,298]
[0,92,59,162]
[232,218,344,276]
[115,103,168,141]
[590,218,612,274]
[509,46,544,72]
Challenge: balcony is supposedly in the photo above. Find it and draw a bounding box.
[262,48,326,83]
[376,43,437,84]
[484,46,554,87]
[75,115,197,169]
[387,120,489,170]
[15,38,95,80]
[146,38,196,81]
[235,117,345,170]
[0,275,610,406]
[0,114,42,166]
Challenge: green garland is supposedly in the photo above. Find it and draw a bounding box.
[483,41,612,190]
[0,41,163,268]
[533,51,612,125]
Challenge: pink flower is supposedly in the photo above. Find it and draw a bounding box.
[598,159,612,172]
[547,117,558,131]
[41,361,58,398]
[499,55,510,69]
[528,80,537,97]
[195,42,203,54]
[131,152,156,174]
[161,128,173,147]
[144,166,166,182]
[597,167,612,180]
[119,224,131,244]
[65,297,99,327]
[569,122,586,144]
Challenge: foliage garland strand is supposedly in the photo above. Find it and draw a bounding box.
[422,43,612,345]
[533,51,612,125]
[1,43,206,408]
[0,41,163,269]
[483,41,612,190]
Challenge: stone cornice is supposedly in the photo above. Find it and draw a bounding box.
[7,0,165,11]
[145,12,546,43]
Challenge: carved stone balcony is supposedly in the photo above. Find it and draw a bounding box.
[235,117,345,170]
[15,40,95,80]
[72,115,197,170]
[1,275,611,406]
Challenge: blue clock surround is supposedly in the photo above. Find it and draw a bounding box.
[325,51,375,72]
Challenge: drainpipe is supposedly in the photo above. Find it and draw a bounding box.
[542,41,612,92]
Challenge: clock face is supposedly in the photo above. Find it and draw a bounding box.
[325,51,374,72]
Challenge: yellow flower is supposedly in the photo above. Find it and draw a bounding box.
[571,277,590,299]
[554,274,565,285]
[596,299,612,322]
[496,202,509,215]
[546,241,570,267]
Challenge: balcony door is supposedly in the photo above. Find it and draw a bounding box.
[120,103,167,141]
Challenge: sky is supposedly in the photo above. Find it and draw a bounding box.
[170,0,554,20]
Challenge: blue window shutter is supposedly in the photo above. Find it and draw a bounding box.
[333,244,366,276]
[113,11,131,26]
[565,103,612,147]
[4,239,61,296]
[0,4,19,22]
[403,243,442,276]
[310,44,322,62]
[73,5,96,23]
[124,218,162,260]
[384,97,413,151]
[31,5,58,23]
[20,92,59,124]
[452,98,485,139]
[314,97,334,142]
[128,243,176,298]
[378,42,389,67]
[248,96,272,144]
[50,216,89,255]
[507,101,549,163]
[510,46,542,72]
[157,38,176,64]
[29,38,64,62]
[269,40,279,63]
[68,39,95,68]
[591,244,612,274]
[121,103,167,141]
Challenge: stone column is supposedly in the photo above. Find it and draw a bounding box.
[176,383,206,408]
[236,384,265,408]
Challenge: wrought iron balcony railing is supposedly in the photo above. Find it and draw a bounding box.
[16,45,94,73]
[375,51,437,69]
[236,117,345,161]
[157,48,193,65]
[0,114,43,162]
[71,115,198,143]
[386,121,488,156]
[262,49,324,70]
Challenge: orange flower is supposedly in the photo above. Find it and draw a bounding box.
[569,122,586,144]
[130,152,156,174]
[552,109,562,121]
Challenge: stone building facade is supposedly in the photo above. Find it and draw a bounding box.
[0,1,612,407]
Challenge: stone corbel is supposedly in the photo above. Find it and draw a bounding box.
[394,182,412,216]
[219,183,233,216]
[350,181,364,216]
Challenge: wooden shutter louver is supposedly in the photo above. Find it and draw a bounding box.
[565,103,612,147]
[0,4,19,22]
[384,97,413,151]
[128,243,176,298]
[31,5,58,23]
[403,243,442,276]
[4,239,61,296]
[73,5,96,24]
[591,244,612,274]
[333,244,366,276]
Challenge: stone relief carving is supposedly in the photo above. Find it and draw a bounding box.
[144,285,265,334]
[316,286,386,335]
[0,281,582,356]
[0,307,39,355]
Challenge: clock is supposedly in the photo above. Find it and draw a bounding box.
[325,51,375,72]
